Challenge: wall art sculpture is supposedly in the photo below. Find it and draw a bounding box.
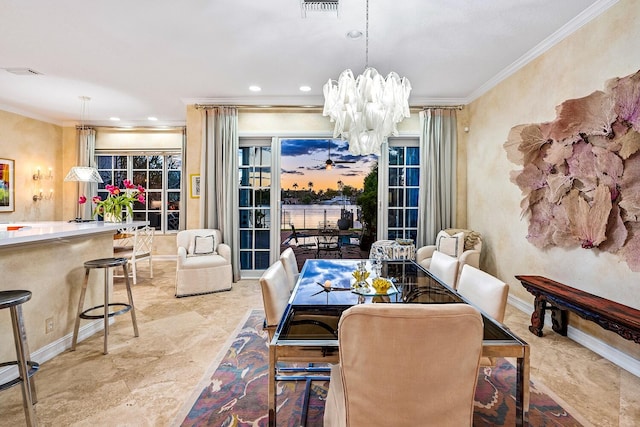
[504,69,640,271]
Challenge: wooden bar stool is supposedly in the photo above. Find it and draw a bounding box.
[71,257,139,355]
[0,290,39,426]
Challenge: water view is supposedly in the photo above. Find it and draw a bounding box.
[281,203,362,230]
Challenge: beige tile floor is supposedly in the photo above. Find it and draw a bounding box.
[1,260,639,426]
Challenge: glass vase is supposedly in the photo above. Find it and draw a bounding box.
[103,212,123,223]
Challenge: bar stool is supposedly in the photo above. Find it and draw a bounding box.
[0,290,39,426]
[71,257,139,355]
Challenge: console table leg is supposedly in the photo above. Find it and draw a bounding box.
[529,296,546,337]
[551,307,568,336]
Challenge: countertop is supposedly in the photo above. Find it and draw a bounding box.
[0,221,148,247]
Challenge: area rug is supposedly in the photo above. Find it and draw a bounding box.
[177,309,587,427]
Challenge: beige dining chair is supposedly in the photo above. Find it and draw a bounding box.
[259,261,292,340]
[457,264,509,323]
[279,247,299,292]
[428,250,460,289]
[259,260,338,340]
[324,303,483,427]
[259,260,335,416]
[457,264,509,366]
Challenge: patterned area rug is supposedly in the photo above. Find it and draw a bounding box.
[178,310,584,426]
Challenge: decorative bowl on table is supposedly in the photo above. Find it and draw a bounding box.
[350,277,398,296]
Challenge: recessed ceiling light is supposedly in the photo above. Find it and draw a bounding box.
[109,117,120,121]
[346,30,363,39]
[148,116,158,121]
[249,85,262,92]
[299,85,311,92]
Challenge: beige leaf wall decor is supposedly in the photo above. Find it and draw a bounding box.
[504,69,640,271]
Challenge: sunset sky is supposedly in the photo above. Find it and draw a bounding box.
[280,138,377,192]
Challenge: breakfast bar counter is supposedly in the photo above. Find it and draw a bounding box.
[0,221,146,381]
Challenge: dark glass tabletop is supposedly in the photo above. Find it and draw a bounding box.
[277,259,526,345]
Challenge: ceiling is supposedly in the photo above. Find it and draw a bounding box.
[0,0,613,128]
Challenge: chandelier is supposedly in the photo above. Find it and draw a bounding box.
[322,0,411,156]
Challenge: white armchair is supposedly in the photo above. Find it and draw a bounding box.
[416,229,482,283]
[175,229,232,297]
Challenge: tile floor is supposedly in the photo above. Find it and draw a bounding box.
[1,260,639,426]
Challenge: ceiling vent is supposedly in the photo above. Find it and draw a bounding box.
[300,0,339,17]
[4,68,43,76]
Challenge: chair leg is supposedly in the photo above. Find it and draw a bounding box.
[103,267,110,355]
[122,263,139,338]
[71,268,91,351]
[301,377,313,427]
[11,304,38,426]
[149,256,153,279]
[131,261,137,285]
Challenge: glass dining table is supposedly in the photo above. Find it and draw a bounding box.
[268,259,530,426]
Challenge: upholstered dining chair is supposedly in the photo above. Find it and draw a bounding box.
[428,250,460,289]
[258,260,335,410]
[457,264,509,366]
[279,247,299,292]
[457,264,509,324]
[323,304,484,427]
[259,260,338,340]
[259,261,292,341]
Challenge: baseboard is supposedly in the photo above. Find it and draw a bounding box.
[508,294,640,377]
[0,319,110,385]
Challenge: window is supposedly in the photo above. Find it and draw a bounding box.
[95,153,182,232]
[380,138,420,242]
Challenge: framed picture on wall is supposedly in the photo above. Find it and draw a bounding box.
[0,158,15,212]
[190,174,200,199]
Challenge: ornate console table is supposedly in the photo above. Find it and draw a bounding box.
[516,275,640,344]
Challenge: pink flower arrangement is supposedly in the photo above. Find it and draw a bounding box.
[79,179,145,221]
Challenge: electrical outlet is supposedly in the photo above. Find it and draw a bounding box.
[45,317,54,334]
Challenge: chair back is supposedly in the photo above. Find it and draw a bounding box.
[279,248,299,291]
[176,229,222,252]
[316,229,341,258]
[429,250,460,289]
[259,261,291,339]
[328,304,483,427]
[457,264,509,323]
[132,226,154,259]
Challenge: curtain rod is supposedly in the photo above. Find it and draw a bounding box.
[195,104,464,111]
[421,105,464,110]
[195,104,322,111]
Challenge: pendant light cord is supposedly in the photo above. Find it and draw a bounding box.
[365,0,369,69]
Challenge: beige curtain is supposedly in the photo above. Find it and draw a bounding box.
[78,127,98,220]
[417,109,457,247]
[201,107,240,281]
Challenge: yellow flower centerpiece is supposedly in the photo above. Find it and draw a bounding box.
[371,277,392,294]
[351,268,370,290]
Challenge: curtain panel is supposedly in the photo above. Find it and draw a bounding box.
[201,107,240,281]
[417,109,457,247]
